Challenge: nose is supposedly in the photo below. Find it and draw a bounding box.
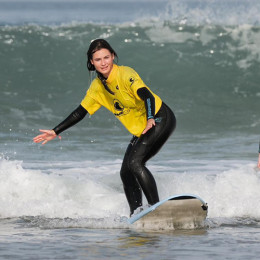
[101,58,106,66]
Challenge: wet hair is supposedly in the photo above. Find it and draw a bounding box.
[87,39,118,71]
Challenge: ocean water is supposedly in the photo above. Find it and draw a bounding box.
[1,0,260,259]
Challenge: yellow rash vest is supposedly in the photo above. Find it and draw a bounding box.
[81,64,162,137]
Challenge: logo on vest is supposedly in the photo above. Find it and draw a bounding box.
[113,99,130,117]
[129,77,135,87]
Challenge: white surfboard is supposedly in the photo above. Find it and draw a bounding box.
[128,194,208,230]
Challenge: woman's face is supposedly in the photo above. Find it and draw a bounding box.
[91,48,114,78]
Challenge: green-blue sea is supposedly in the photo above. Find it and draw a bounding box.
[1,0,260,259]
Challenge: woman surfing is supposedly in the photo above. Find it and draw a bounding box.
[33,39,176,215]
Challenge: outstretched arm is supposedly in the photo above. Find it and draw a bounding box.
[33,105,88,145]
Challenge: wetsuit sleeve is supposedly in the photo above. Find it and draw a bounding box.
[137,87,155,120]
[53,105,88,135]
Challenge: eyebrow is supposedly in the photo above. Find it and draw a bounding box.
[94,54,111,60]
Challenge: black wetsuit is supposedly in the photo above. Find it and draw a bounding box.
[120,102,176,215]
[52,87,176,215]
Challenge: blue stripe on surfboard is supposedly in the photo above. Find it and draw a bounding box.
[128,193,207,224]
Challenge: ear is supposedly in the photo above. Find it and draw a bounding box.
[91,59,94,65]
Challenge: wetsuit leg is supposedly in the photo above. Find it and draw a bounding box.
[120,103,176,215]
[120,136,143,214]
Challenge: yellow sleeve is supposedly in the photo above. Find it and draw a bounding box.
[81,89,101,115]
[123,66,162,114]
[124,67,147,101]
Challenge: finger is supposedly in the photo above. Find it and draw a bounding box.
[39,129,50,134]
[33,136,42,142]
[33,134,46,142]
[142,122,155,134]
[142,127,149,134]
[34,138,43,143]
[42,140,48,145]
[33,133,45,139]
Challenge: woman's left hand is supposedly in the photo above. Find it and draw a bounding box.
[142,119,156,134]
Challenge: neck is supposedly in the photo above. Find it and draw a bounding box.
[97,72,115,95]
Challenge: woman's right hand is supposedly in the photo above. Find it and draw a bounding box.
[33,129,60,145]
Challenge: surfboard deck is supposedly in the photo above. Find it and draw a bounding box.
[128,194,208,230]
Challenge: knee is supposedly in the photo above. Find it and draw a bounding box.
[120,159,138,180]
[120,162,128,181]
[128,158,143,178]
[121,153,144,180]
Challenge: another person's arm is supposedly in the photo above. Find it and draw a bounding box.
[33,105,88,145]
[257,153,260,169]
[258,142,260,169]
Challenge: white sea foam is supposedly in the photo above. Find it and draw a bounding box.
[164,0,260,26]
[1,0,260,26]
[0,157,128,220]
[155,162,260,220]
[1,156,259,227]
